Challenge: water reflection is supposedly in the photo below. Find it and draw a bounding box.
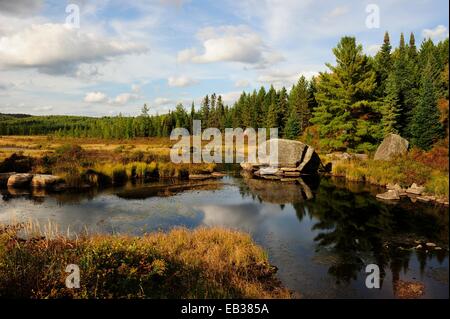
[0,175,448,298]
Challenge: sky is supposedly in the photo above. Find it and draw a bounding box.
[0,0,448,117]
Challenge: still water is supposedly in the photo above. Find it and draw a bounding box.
[0,174,448,298]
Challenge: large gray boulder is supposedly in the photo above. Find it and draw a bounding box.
[374,134,409,161]
[244,139,321,174]
[7,173,34,188]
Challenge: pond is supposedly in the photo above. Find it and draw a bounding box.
[0,173,448,298]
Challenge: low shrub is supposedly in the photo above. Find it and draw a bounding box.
[0,224,290,299]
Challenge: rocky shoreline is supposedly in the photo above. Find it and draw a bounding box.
[376,182,449,206]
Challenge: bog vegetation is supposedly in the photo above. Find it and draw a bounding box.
[0,223,291,298]
[1,33,448,153]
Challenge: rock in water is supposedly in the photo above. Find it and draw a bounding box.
[376,189,400,200]
[0,172,16,187]
[31,174,63,188]
[259,167,280,175]
[258,139,320,174]
[7,173,34,188]
[406,183,425,195]
[240,162,256,171]
[374,134,409,161]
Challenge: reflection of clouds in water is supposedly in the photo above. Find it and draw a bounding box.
[0,195,201,234]
[198,202,284,232]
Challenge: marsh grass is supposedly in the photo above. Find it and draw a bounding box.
[0,223,291,299]
[331,157,449,197]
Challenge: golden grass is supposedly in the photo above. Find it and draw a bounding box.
[330,157,449,198]
[0,223,291,299]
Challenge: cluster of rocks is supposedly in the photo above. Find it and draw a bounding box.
[376,183,449,206]
[0,172,64,190]
[240,139,321,182]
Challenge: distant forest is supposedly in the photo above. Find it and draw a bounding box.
[1,32,448,152]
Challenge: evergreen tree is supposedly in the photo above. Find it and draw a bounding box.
[311,37,382,151]
[410,60,445,150]
[374,31,392,96]
[277,87,289,132]
[289,76,311,133]
[381,73,401,135]
[284,107,301,139]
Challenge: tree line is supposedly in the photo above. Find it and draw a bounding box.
[0,32,448,151]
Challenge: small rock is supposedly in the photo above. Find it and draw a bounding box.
[7,173,34,188]
[434,247,442,251]
[406,183,425,195]
[259,167,280,175]
[211,172,226,178]
[376,189,400,200]
[425,242,436,247]
[417,196,431,203]
[415,245,423,249]
[31,174,63,188]
[189,174,212,180]
[240,162,257,171]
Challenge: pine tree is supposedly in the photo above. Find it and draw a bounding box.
[381,73,401,135]
[266,102,278,129]
[392,33,414,137]
[284,107,301,139]
[289,76,311,133]
[375,31,392,96]
[410,60,445,150]
[311,37,382,152]
[201,95,210,129]
[277,87,288,132]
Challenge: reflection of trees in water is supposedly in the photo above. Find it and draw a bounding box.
[295,178,448,287]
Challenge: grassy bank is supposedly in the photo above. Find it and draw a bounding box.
[328,145,449,198]
[0,137,217,188]
[0,224,291,299]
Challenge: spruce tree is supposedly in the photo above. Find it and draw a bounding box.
[410,60,445,150]
[284,107,301,139]
[311,37,382,151]
[381,73,401,135]
[289,76,310,133]
[375,31,392,96]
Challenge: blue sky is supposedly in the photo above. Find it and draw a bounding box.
[0,0,448,116]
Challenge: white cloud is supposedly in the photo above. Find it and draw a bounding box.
[84,91,139,105]
[154,97,173,106]
[366,44,382,56]
[219,91,242,105]
[131,84,141,93]
[234,79,250,88]
[111,93,139,105]
[32,105,53,112]
[257,69,317,88]
[84,91,108,103]
[422,25,449,41]
[168,75,198,87]
[177,25,281,67]
[326,6,349,19]
[0,23,147,75]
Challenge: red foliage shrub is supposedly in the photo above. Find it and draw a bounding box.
[409,143,449,172]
